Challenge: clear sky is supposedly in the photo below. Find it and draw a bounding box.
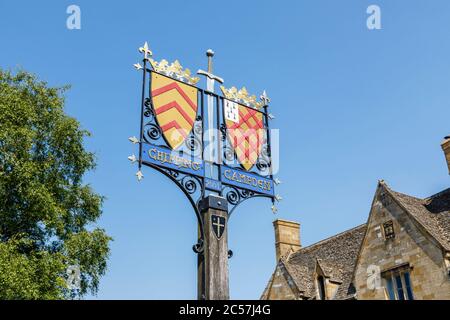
[1,0,449,299]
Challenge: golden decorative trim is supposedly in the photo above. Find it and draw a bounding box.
[220,86,264,109]
[149,58,200,85]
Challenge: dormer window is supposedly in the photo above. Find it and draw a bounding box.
[317,275,326,300]
[383,220,395,239]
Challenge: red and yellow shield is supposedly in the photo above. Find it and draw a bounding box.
[151,73,198,150]
[225,100,264,171]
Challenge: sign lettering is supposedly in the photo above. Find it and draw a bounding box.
[221,166,274,196]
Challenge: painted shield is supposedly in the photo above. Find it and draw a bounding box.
[211,215,226,240]
[151,73,198,150]
[224,99,264,171]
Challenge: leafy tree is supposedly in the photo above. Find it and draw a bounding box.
[0,69,111,299]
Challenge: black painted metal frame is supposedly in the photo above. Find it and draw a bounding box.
[135,58,276,253]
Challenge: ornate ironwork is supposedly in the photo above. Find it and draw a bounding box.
[146,164,205,248]
[163,168,202,196]
[193,239,204,254]
[184,116,203,157]
[132,42,280,259]
[223,145,235,162]
[256,141,272,175]
[222,185,258,216]
[143,123,162,142]
[143,98,154,118]
[219,123,227,141]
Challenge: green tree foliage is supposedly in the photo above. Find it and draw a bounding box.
[0,69,111,299]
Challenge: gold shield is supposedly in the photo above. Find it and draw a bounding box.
[151,73,198,150]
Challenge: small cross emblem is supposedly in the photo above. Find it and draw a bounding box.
[211,215,226,240]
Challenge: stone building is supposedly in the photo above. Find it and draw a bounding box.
[261,138,450,300]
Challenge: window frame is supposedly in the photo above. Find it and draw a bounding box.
[317,275,326,300]
[383,220,395,240]
[382,266,414,300]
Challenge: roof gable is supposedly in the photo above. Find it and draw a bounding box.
[284,224,366,299]
[383,184,450,251]
[261,261,303,300]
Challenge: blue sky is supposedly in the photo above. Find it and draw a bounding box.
[1,0,449,299]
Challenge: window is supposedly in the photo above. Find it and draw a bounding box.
[317,276,326,300]
[382,266,414,300]
[383,220,395,239]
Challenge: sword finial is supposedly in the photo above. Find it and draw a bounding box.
[206,49,214,73]
[197,49,224,85]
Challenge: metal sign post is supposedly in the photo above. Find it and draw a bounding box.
[130,42,281,300]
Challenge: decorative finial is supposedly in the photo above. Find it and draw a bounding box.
[206,49,214,73]
[138,42,152,60]
[136,170,144,181]
[197,49,224,86]
[128,136,139,144]
[274,178,281,185]
[260,90,271,106]
[128,154,137,163]
[275,194,283,202]
[133,63,143,71]
[271,205,278,214]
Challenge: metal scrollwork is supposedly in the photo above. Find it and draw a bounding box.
[183,177,197,194]
[223,145,235,162]
[222,186,256,215]
[220,123,227,141]
[194,116,203,135]
[143,122,162,142]
[143,98,155,119]
[261,140,271,158]
[162,169,202,197]
[153,167,205,252]
[226,188,239,205]
[240,189,253,199]
[185,136,200,152]
[142,97,163,143]
[184,117,202,156]
[256,157,270,172]
[193,239,204,253]
[256,141,271,175]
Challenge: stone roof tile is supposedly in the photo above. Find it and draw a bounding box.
[385,186,450,251]
[285,224,367,299]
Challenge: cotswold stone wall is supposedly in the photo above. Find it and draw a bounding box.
[354,191,450,300]
[262,263,299,300]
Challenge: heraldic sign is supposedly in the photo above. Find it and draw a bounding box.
[129,42,281,251]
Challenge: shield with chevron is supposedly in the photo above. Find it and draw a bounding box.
[224,99,264,171]
[151,72,198,150]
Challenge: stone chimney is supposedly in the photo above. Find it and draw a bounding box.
[442,136,450,174]
[273,219,301,261]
